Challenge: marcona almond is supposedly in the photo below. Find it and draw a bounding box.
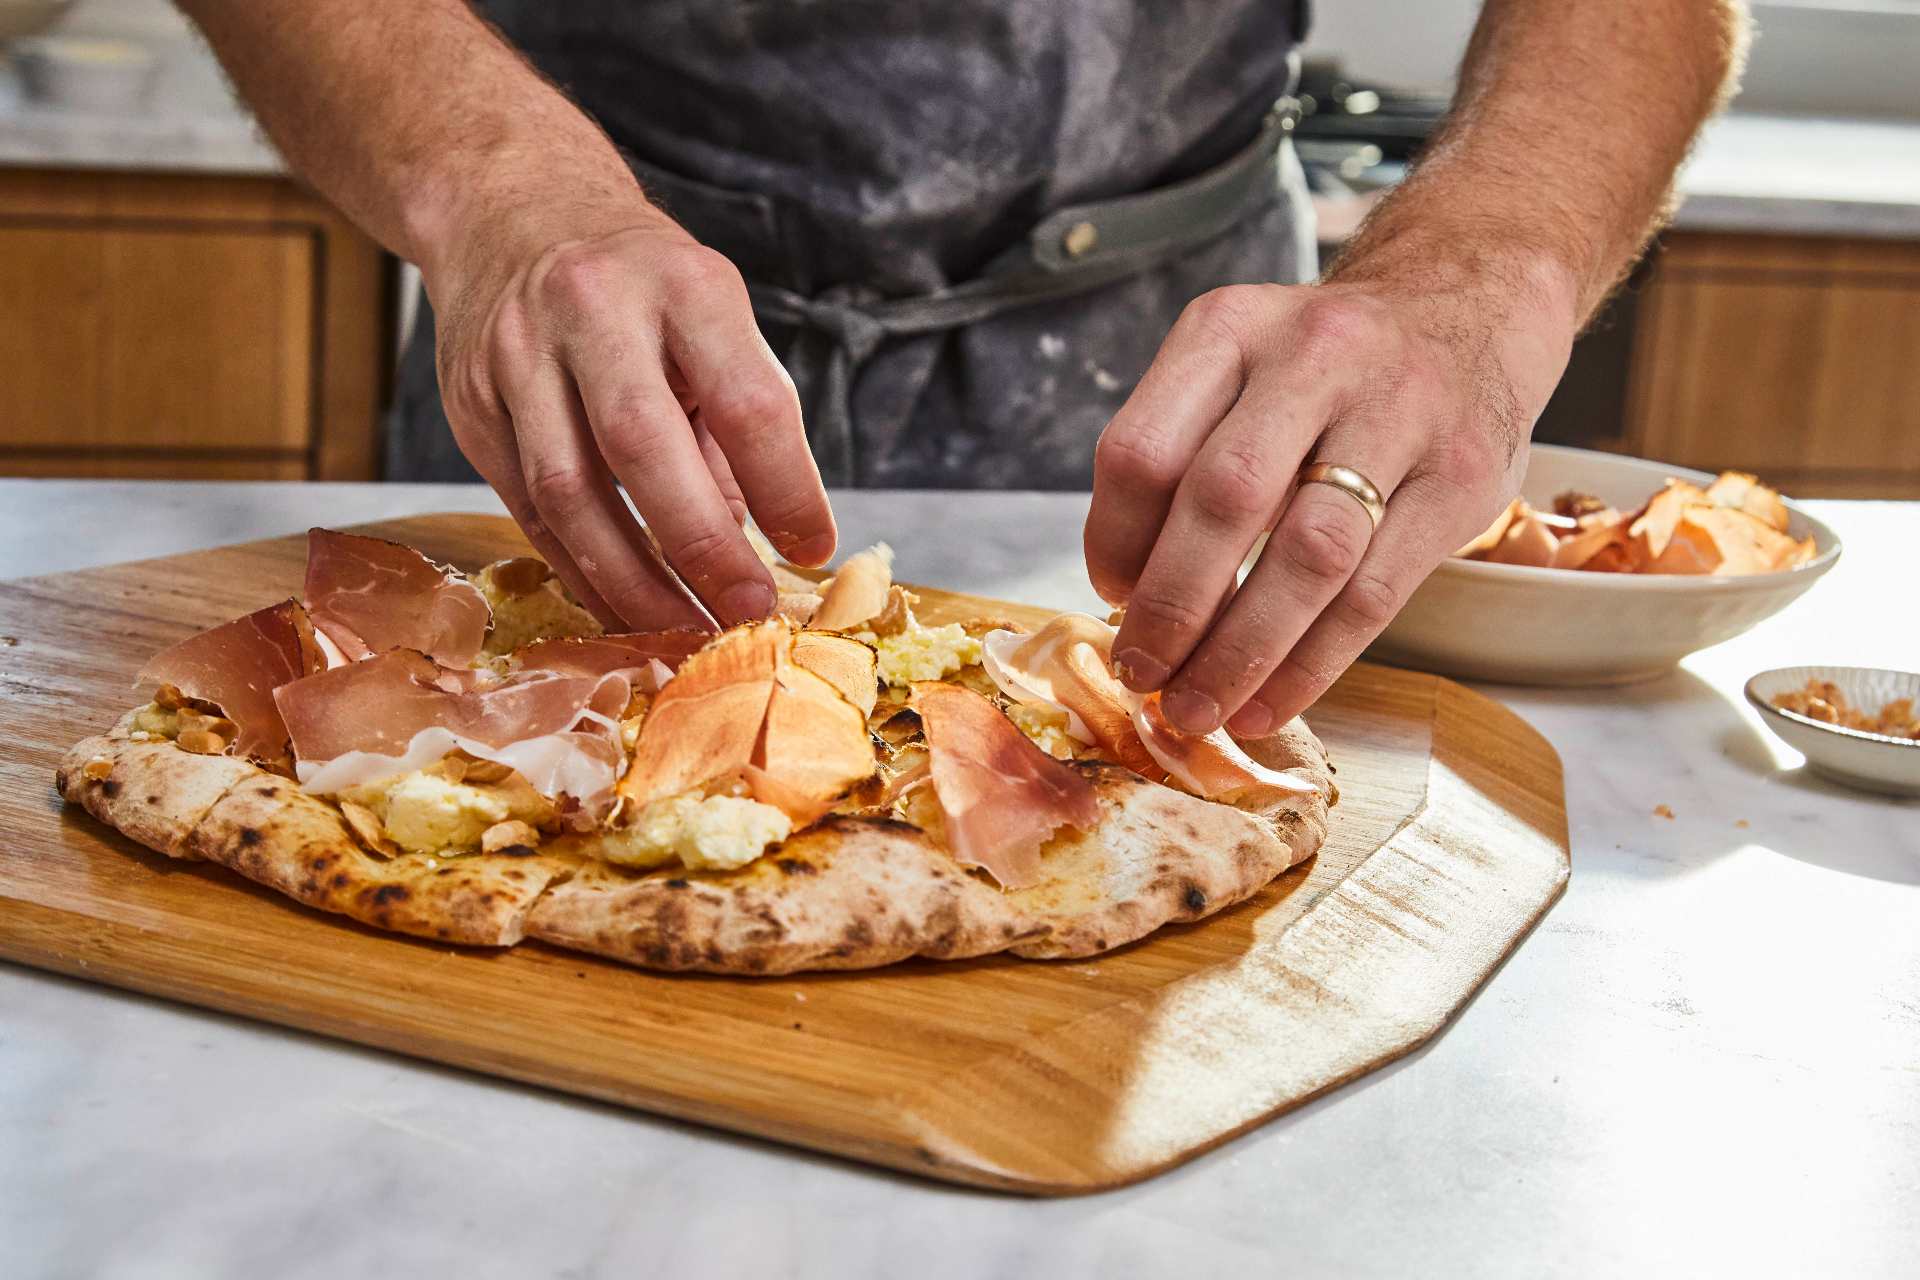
[339,800,399,858]
[425,755,469,783]
[176,709,237,740]
[153,683,186,710]
[82,755,114,781]
[488,557,551,598]
[461,759,514,785]
[481,819,540,854]
[175,729,228,755]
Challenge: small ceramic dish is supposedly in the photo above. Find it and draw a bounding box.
[1368,445,1841,685]
[1745,665,1920,798]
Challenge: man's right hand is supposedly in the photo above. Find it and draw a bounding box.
[428,206,836,632]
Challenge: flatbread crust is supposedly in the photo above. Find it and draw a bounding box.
[525,719,1332,974]
[57,734,570,947]
[57,711,1331,973]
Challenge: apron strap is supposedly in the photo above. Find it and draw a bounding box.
[646,98,1301,483]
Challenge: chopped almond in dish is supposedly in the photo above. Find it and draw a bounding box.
[1771,680,1920,739]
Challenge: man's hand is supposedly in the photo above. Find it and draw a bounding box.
[429,208,835,632]
[1086,0,1747,735]
[1086,267,1573,738]
[174,0,836,632]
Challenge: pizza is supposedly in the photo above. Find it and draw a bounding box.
[56,529,1333,975]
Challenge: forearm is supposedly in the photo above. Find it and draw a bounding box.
[1328,0,1749,326]
[178,0,656,281]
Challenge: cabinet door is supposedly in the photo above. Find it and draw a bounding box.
[0,169,391,481]
[1626,233,1920,495]
[0,223,315,459]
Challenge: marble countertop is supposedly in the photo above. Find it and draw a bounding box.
[2,481,1916,1278]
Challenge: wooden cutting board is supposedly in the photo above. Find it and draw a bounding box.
[0,515,1568,1194]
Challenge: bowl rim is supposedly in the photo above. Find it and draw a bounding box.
[1744,666,1920,751]
[1432,444,1843,592]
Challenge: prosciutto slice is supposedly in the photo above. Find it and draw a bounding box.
[302,528,492,667]
[983,614,1321,801]
[137,598,326,766]
[510,631,712,677]
[1133,694,1319,801]
[982,615,1160,776]
[277,650,627,800]
[618,622,874,824]
[909,680,1099,890]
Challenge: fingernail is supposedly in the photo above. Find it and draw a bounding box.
[717,580,775,624]
[1113,647,1169,690]
[785,533,836,567]
[1228,702,1274,738]
[1162,688,1220,735]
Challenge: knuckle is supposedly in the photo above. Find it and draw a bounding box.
[524,462,592,514]
[704,375,797,433]
[664,524,740,583]
[1179,284,1268,347]
[1191,631,1272,689]
[1126,589,1211,638]
[1188,450,1273,528]
[661,244,742,296]
[1273,648,1341,701]
[1339,571,1403,631]
[1095,427,1182,494]
[536,246,613,311]
[1282,510,1365,587]
[1290,295,1380,370]
[592,404,676,475]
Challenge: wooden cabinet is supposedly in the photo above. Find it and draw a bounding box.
[1625,232,1920,498]
[0,168,393,480]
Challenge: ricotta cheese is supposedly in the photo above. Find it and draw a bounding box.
[1005,702,1077,760]
[341,769,547,857]
[603,794,792,872]
[855,619,982,687]
[475,565,600,656]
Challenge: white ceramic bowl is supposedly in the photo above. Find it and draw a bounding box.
[1368,444,1842,686]
[12,35,157,112]
[1745,666,1920,798]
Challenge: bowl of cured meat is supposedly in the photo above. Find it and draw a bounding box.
[1369,444,1842,686]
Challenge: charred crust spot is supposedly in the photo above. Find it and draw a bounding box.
[310,854,332,871]
[373,912,391,929]
[331,872,349,888]
[644,943,672,966]
[1183,886,1208,911]
[371,884,411,905]
[914,1145,939,1164]
[260,786,279,798]
[498,844,537,858]
[774,857,816,876]
[436,927,450,939]
[237,826,262,846]
[842,919,874,947]
[100,779,122,798]
[145,794,160,806]
[665,877,690,889]
[478,892,495,906]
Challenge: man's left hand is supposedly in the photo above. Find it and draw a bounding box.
[1084,269,1576,737]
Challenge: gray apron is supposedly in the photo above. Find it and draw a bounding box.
[389,1,1315,489]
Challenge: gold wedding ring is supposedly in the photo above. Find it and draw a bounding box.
[1301,462,1387,528]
